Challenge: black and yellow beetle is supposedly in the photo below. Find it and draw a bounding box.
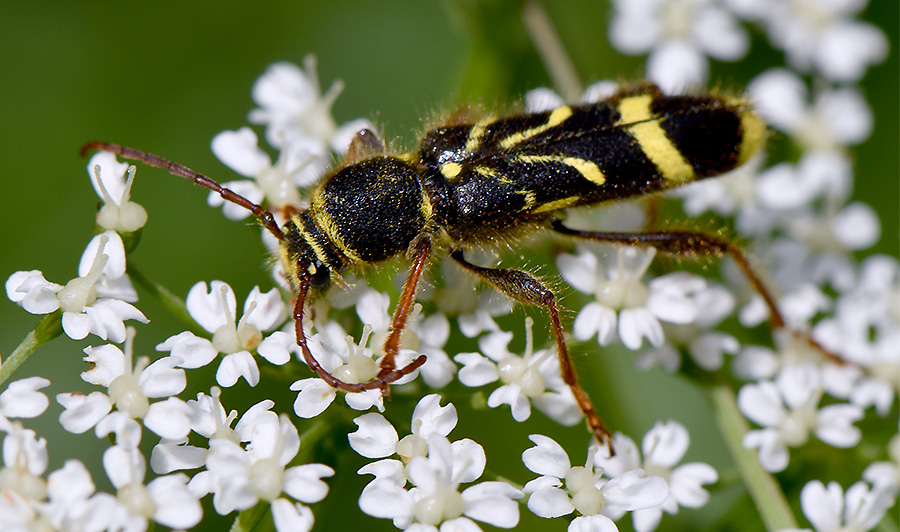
[83,83,770,447]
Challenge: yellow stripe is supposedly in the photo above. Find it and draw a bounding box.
[516,154,606,186]
[309,194,363,264]
[474,165,497,178]
[419,189,434,224]
[474,165,514,185]
[517,189,537,211]
[532,195,581,213]
[738,109,765,165]
[465,118,491,153]
[500,106,572,150]
[616,94,654,124]
[291,214,334,268]
[277,245,301,290]
[617,95,695,183]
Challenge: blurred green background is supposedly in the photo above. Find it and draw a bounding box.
[1,1,896,531]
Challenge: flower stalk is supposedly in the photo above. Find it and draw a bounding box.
[709,382,797,531]
[0,311,62,386]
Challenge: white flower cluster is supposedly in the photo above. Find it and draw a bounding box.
[2,61,364,532]
[603,0,898,530]
[208,55,375,222]
[350,395,523,531]
[609,0,887,92]
[3,1,896,530]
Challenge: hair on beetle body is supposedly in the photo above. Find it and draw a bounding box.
[83,82,785,450]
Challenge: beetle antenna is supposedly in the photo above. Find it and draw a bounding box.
[80,141,285,241]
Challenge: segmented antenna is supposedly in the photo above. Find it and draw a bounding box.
[80,141,285,241]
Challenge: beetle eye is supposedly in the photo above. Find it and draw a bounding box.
[310,260,331,288]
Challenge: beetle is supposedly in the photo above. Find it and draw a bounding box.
[83,83,771,446]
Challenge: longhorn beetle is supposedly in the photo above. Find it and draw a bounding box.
[83,83,775,448]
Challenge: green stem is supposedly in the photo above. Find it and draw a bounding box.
[127,261,205,336]
[521,0,582,101]
[229,501,269,532]
[1,311,62,386]
[709,383,798,531]
[296,417,332,464]
[226,417,337,532]
[877,515,900,532]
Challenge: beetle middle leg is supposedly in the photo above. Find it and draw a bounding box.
[450,250,613,449]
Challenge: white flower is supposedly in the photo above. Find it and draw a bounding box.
[813,255,900,414]
[358,434,522,531]
[862,423,899,493]
[349,394,457,462]
[748,68,874,155]
[5,270,63,315]
[755,154,853,215]
[454,318,580,426]
[559,245,698,350]
[594,421,718,532]
[0,423,48,501]
[731,322,851,390]
[290,322,390,418]
[0,377,50,428]
[57,327,189,440]
[677,154,769,234]
[609,0,749,93]
[188,413,333,532]
[209,127,322,219]
[87,151,147,233]
[730,0,888,82]
[737,364,864,472]
[6,232,147,343]
[430,255,514,338]
[102,442,203,530]
[636,276,738,372]
[522,434,668,532]
[150,387,278,474]
[788,479,898,532]
[248,56,374,154]
[764,203,880,292]
[39,460,108,532]
[157,281,290,387]
[356,289,456,389]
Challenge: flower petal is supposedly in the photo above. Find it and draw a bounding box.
[211,127,272,177]
[461,481,522,527]
[216,352,260,387]
[522,434,571,478]
[348,413,399,459]
[271,498,314,532]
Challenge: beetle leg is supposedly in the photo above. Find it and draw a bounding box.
[451,250,613,450]
[294,264,426,393]
[551,221,839,362]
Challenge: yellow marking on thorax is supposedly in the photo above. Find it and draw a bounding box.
[500,106,573,150]
[440,161,462,181]
[419,189,434,224]
[516,154,606,186]
[532,195,581,213]
[277,244,301,291]
[465,118,492,153]
[308,194,363,265]
[290,214,330,268]
[738,109,765,165]
[617,94,695,183]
